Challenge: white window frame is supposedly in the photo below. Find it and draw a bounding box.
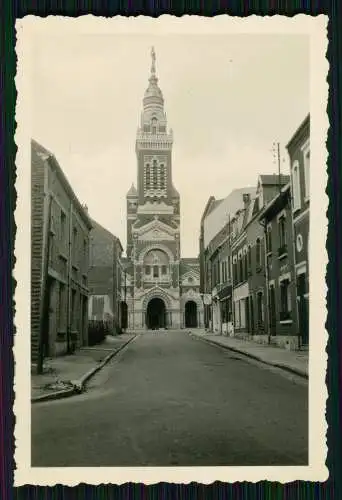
[291,160,301,213]
[301,139,310,202]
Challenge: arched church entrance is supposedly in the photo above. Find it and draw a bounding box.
[146,298,166,330]
[185,300,198,328]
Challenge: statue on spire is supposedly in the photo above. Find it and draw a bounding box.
[151,46,156,76]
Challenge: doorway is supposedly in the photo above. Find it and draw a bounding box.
[297,273,309,346]
[41,276,54,357]
[120,301,128,330]
[185,300,198,328]
[146,298,166,329]
[269,285,276,336]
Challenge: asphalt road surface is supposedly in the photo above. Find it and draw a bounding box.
[31,330,308,466]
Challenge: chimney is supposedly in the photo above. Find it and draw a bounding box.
[243,193,251,208]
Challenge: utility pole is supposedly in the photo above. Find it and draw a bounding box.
[272,141,282,194]
[277,142,281,193]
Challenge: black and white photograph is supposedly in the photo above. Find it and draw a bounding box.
[14,15,328,485]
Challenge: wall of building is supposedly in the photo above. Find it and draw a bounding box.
[288,115,310,346]
[88,219,123,333]
[31,144,47,362]
[31,140,92,363]
[263,193,299,349]
[203,187,255,249]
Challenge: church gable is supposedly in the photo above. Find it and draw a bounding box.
[180,269,200,286]
[133,217,178,242]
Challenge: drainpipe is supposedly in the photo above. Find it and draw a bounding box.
[259,219,271,344]
[66,200,73,353]
[37,193,52,375]
[287,191,301,349]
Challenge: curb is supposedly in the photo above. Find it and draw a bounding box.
[189,333,308,380]
[31,335,137,404]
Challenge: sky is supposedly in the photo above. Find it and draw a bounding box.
[32,32,309,257]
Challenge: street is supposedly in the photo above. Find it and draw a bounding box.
[31,330,308,467]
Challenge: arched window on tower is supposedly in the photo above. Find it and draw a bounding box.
[159,164,166,190]
[152,159,158,189]
[151,117,157,135]
[145,163,151,190]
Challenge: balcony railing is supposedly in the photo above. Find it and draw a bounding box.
[143,275,171,285]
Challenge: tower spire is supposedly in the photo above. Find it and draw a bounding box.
[150,46,156,77]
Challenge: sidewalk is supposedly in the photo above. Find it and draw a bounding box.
[31,333,136,403]
[189,330,308,379]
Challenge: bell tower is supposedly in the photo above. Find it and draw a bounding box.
[125,47,185,332]
[135,47,177,211]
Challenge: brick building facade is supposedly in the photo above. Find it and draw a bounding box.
[259,183,299,349]
[287,114,310,346]
[88,219,123,333]
[31,140,92,364]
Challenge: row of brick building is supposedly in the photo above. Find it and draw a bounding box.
[199,115,310,350]
[31,140,125,368]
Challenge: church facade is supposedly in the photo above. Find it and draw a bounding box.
[121,48,203,331]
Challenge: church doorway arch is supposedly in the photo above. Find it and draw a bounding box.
[185,300,198,328]
[146,298,166,330]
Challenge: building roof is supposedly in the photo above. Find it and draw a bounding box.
[286,113,310,151]
[259,174,290,186]
[126,183,138,197]
[31,139,93,230]
[207,198,223,215]
[203,187,255,249]
[90,218,123,251]
[180,258,200,276]
[259,182,291,221]
[171,184,180,198]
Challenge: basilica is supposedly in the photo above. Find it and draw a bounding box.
[121,48,203,331]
